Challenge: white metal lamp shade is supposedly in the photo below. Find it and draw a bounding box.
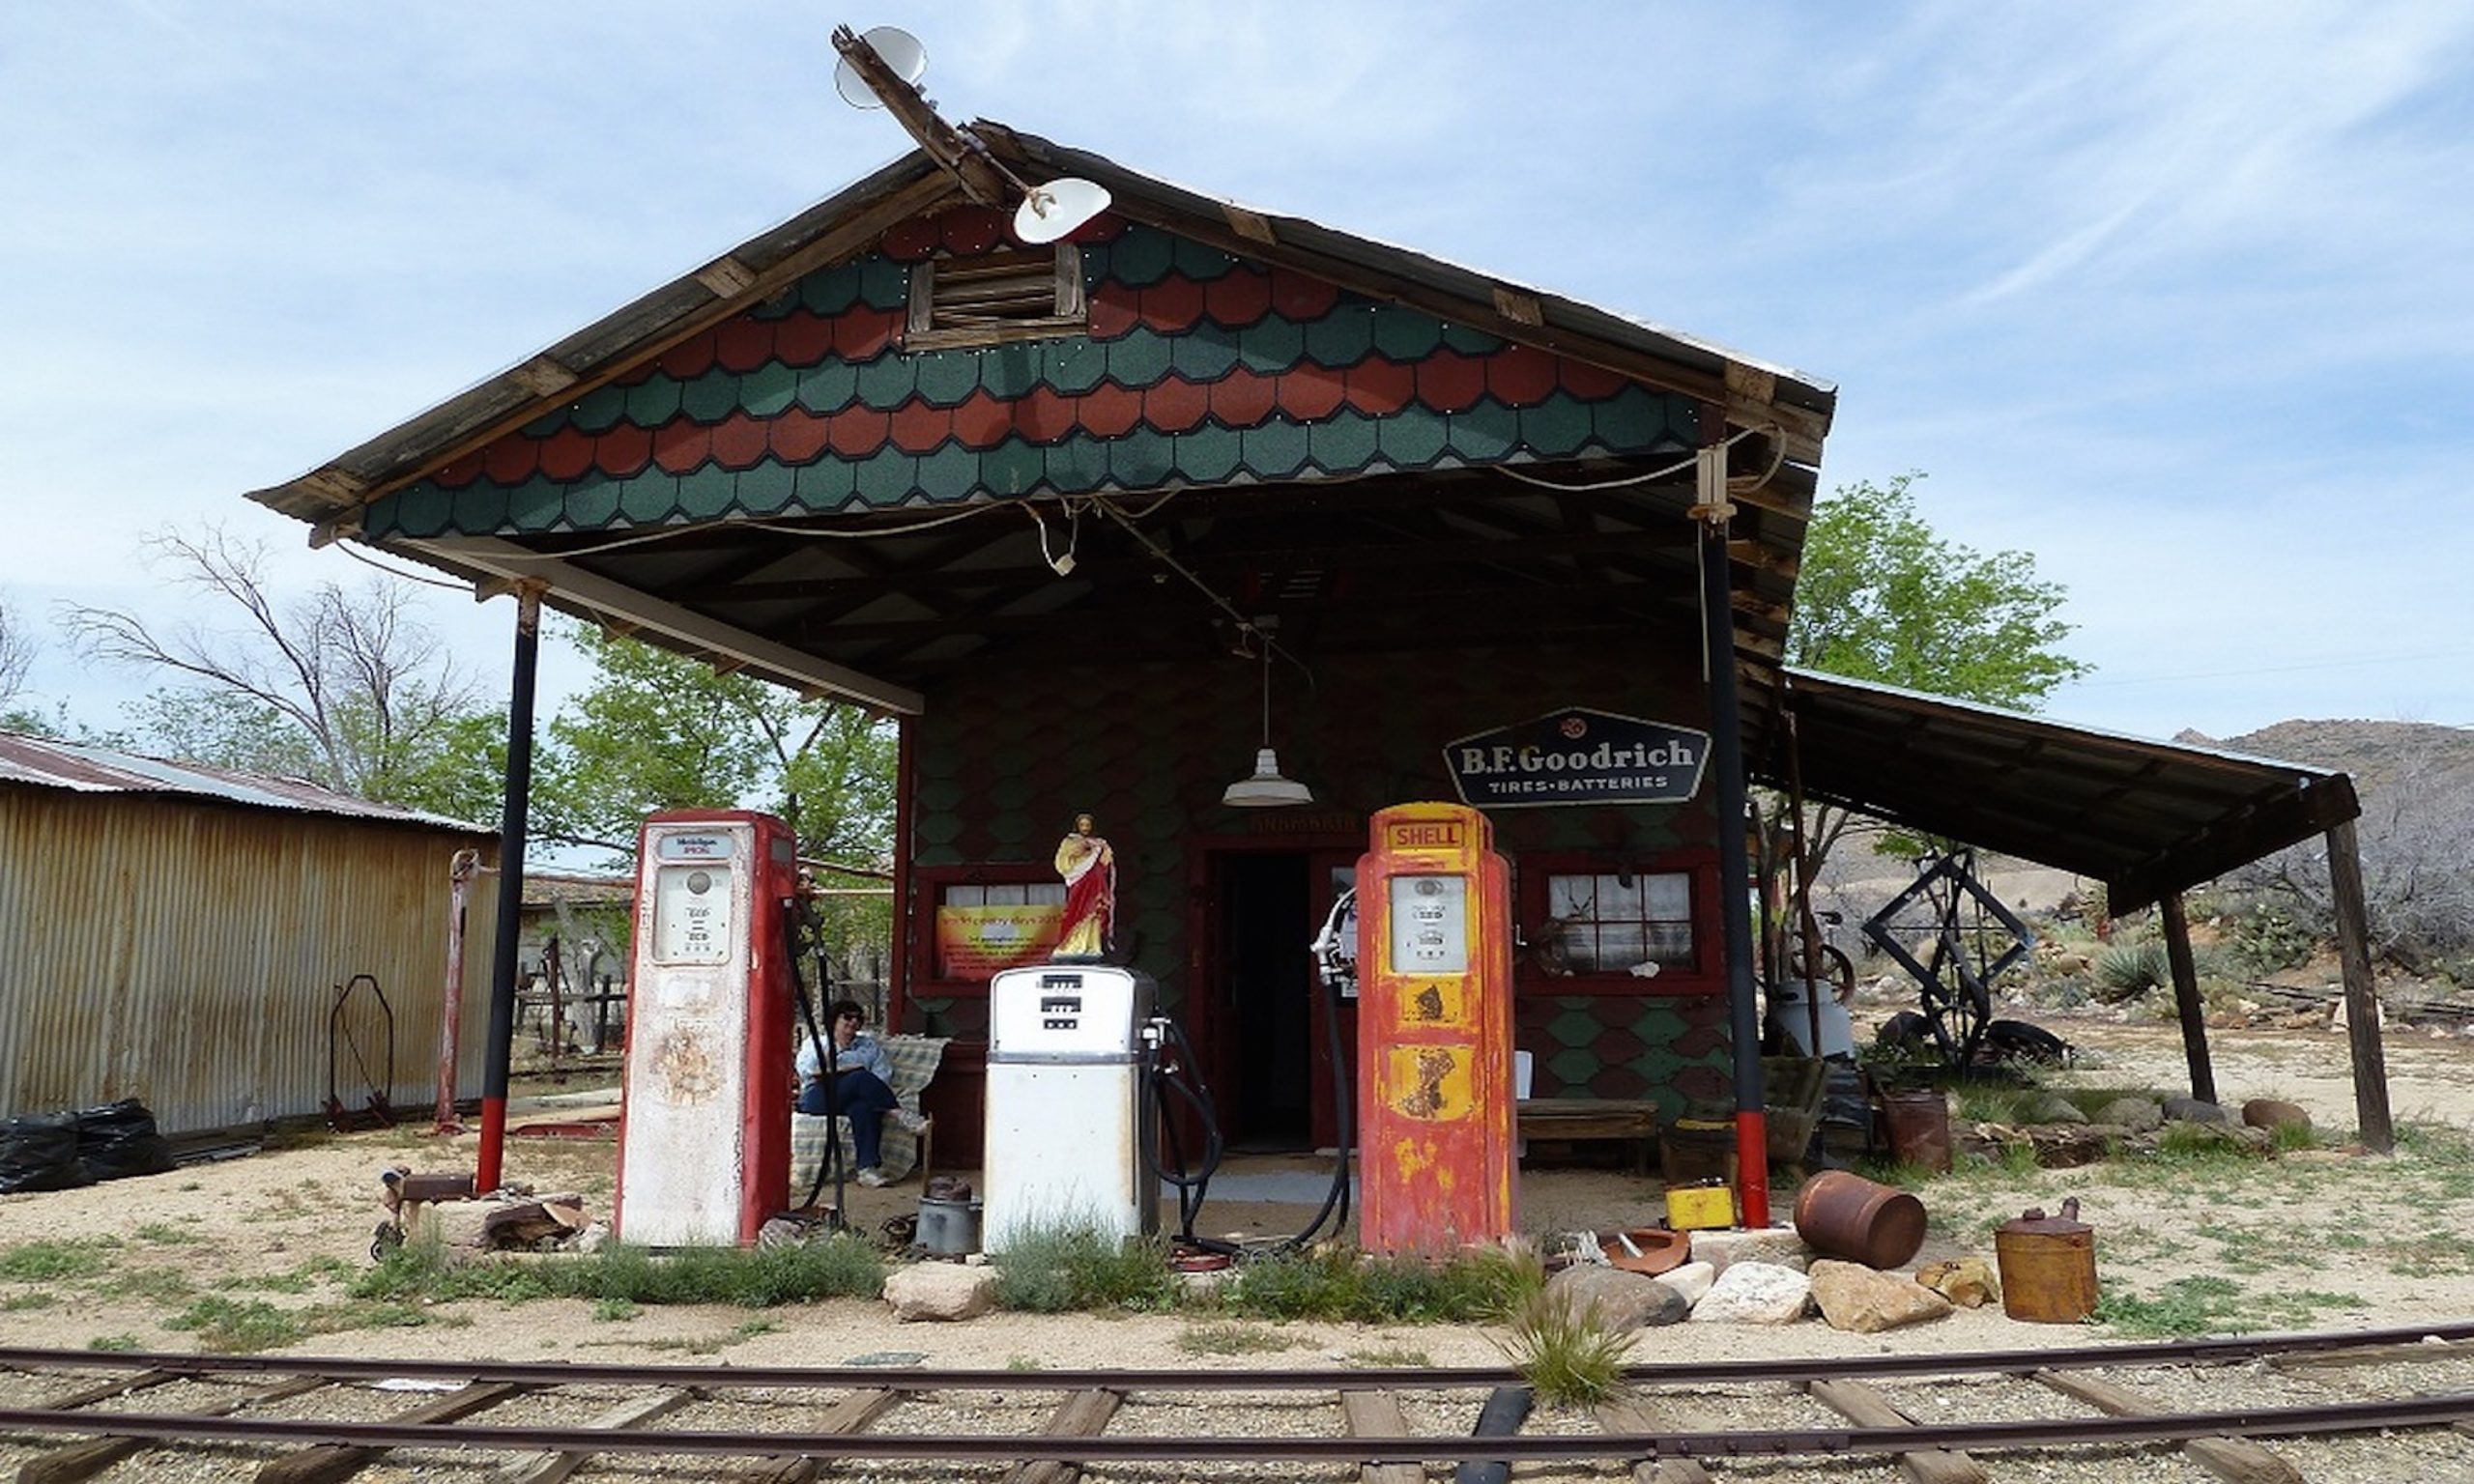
[1223,640,1313,807]
[1223,747,1314,808]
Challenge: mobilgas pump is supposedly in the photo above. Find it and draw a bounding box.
[613,812,797,1246]
[1353,802,1517,1255]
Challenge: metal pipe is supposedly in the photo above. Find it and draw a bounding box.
[1696,445,1769,1227]
[475,586,542,1192]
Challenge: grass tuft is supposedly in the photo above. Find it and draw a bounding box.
[353,1232,884,1309]
[1173,1320,1296,1356]
[1494,1287,1632,1408]
[1221,1243,1538,1325]
[0,1240,114,1282]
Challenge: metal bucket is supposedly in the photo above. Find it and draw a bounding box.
[1881,1089,1953,1173]
[917,1196,983,1256]
[1792,1170,1927,1269]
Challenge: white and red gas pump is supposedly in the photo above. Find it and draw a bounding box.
[613,811,798,1246]
[1354,801,1518,1255]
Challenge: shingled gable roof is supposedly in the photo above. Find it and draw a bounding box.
[246,127,1834,535]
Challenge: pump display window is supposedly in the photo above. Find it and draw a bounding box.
[1514,851,1720,995]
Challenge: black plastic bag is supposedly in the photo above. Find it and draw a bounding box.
[0,1113,91,1193]
[73,1099,177,1183]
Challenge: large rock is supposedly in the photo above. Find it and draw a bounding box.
[1689,1225,1811,1275]
[2162,1096,2229,1126]
[1808,1260,1954,1333]
[2242,1099,2312,1137]
[1687,1262,1810,1325]
[2092,1096,2164,1133]
[1545,1264,1691,1329]
[1654,1261,1714,1309]
[884,1262,996,1322]
[2021,1093,2089,1126]
[1914,1256,1999,1308]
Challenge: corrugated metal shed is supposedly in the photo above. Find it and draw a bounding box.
[0,732,500,1134]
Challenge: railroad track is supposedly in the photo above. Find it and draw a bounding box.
[1,1321,2472,1482]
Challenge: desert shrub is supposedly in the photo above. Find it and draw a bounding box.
[1222,1243,1537,1325]
[353,1232,881,1308]
[2093,941,2171,1001]
[990,1219,1179,1314]
[2224,902,2315,973]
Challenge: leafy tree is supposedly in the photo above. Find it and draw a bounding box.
[1774,472,2093,891]
[532,622,897,948]
[59,525,499,810]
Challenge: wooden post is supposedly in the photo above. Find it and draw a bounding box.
[2157,893,2217,1105]
[2325,819,2394,1153]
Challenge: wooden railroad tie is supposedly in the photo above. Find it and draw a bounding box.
[1595,1393,1716,1484]
[2033,1369,2300,1484]
[1342,1389,1424,1484]
[1001,1385,1123,1484]
[1806,1378,1986,1484]
[254,1380,524,1484]
[21,1374,327,1484]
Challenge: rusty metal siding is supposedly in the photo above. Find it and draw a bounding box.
[0,787,498,1134]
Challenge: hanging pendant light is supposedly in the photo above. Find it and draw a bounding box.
[1223,642,1313,808]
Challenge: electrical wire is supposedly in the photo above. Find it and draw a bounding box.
[1493,422,1781,495]
[334,541,474,591]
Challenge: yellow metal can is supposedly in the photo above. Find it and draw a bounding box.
[1663,1182,1736,1231]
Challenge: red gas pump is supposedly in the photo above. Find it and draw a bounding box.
[1354,802,1518,1255]
[613,811,798,1246]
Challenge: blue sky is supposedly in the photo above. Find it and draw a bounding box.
[2,1,2469,744]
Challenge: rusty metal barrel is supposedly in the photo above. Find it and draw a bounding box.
[1881,1089,1953,1173]
[1792,1170,1927,1269]
[1995,1198,2099,1323]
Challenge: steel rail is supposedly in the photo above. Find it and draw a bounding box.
[2,1320,2469,1395]
[0,1392,2469,1463]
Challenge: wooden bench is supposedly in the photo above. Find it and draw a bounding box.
[1516,1098,1659,1173]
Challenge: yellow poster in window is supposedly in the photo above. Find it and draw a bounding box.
[934,904,1064,980]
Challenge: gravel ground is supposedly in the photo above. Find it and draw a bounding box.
[3,1009,2473,1479]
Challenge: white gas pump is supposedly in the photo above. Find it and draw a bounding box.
[613,811,796,1247]
[982,964,1159,1250]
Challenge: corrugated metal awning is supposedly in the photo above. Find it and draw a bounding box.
[1767,669,2360,914]
[0,731,494,836]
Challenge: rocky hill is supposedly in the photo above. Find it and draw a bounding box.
[2173,719,2474,796]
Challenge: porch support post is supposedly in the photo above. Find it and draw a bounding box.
[886,715,917,1032]
[1696,442,1769,1228]
[475,585,543,1192]
[2157,892,2217,1104]
[2326,818,2395,1153]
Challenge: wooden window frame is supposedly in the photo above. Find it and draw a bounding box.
[1512,849,1724,998]
[909,862,1063,996]
[905,243,1087,351]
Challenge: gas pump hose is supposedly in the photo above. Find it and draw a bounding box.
[782,899,848,1221]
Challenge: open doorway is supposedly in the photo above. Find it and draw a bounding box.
[1216,851,1314,1150]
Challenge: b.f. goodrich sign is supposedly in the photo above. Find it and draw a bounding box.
[1443,707,1711,809]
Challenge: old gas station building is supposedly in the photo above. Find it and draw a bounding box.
[248,124,2388,1172]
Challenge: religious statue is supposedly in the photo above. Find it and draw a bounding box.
[1051,813,1116,961]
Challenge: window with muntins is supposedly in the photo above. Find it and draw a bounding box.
[1540,870,1696,975]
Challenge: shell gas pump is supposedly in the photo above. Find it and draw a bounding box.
[613,811,798,1246]
[1354,802,1518,1254]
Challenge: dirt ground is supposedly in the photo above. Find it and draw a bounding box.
[2,1006,2471,1373]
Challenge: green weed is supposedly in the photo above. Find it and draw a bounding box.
[1005,1355,1045,1371]
[2097,1276,2369,1339]
[1345,1344,1434,1367]
[1221,1244,1537,1325]
[131,1222,197,1246]
[990,1219,1180,1315]
[163,1297,310,1354]
[1174,1321,1295,1356]
[354,1233,884,1309]
[591,1297,639,1323]
[0,1292,56,1312]
[0,1239,115,1282]
[96,1267,194,1302]
[85,1334,141,1353]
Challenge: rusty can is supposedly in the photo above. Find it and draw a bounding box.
[1881,1089,1953,1173]
[1791,1170,1927,1269]
[1994,1198,2098,1323]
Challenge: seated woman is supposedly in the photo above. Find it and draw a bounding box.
[796,999,925,1187]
